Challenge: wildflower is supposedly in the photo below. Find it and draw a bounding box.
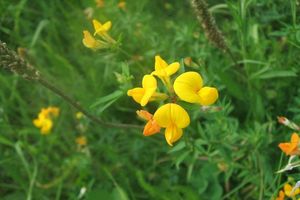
[151,55,180,88]
[33,106,60,135]
[278,133,300,156]
[93,19,111,36]
[82,30,107,50]
[127,75,167,106]
[173,71,218,105]
[275,190,284,200]
[118,0,126,10]
[76,136,87,146]
[95,0,104,8]
[277,116,300,131]
[76,112,84,120]
[153,103,190,146]
[136,110,160,136]
[284,183,300,197]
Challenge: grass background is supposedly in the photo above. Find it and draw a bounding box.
[0,0,300,199]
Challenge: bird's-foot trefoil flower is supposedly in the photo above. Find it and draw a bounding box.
[82,19,116,50]
[93,19,116,44]
[278,133,300,156]
[127,74,167,106]
[151,55,180,90]
[153,103,190,146]
[136,110,160,136]
[33,106,60,135]
[174,71,218,106]
[82,30,109,50]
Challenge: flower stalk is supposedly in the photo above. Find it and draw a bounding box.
[0,40,142,129]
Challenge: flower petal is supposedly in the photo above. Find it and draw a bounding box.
[174,72,203,103]
[166,62,180,76]
[140,88,155,106]
[197,87,219,106]
[102,21,112,31]
[82,30,101,49]
[136,110,153,121]
[155,55,168,70]
[127,88,144,104]
[143,120,161,136]
[142,75,157,89]
[153,103,190,128]
[165,124,183,146]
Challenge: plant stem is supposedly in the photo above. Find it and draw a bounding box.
[37,78,142,129]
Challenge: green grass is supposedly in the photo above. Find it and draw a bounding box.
[0,0,300,199]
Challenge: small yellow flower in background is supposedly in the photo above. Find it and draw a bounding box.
[127,75,167,106]
[76,136,87,146]
[82,30,107,50]
[151,55,180,88]
[118,0,126,10]
[275,190,284,200]
[284,183,300,197]
[278,133,300,156]
[82,19,116,50]
[76,112,84,120]
[95,0,104,8]
[174,71,218,106]
[136,110,160,136]
[153,103,190,146]
[93,19,111,36]
[33,106,59,135]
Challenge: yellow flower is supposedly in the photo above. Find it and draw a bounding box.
[76,112,84,120]
[153,103,190,146]
[173,71,218,106]
[118,1,126,10]
[93,19,112,36]
[278,133,300,156]
[136,110,161,136]
[151,55,180,88]
[33,106,59,135]
[95,0,104,8]
[127,75,167,106]
[284,183,300,197]
[82,30,106,50]
[76,136,87,146]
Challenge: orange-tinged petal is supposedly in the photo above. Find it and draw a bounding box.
[136,110,153,121]
[143,120,161,136]
[173,71,203,103]
[197,87,219,106]
[276,190,285,200]
[165,124,183,146]
[278,143,291,155]
[153,103,190,128]
[155,55,168,70]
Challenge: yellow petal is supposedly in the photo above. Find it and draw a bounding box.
[142,75,157,90]
[153,103,190,128]
[197,87,219,106]
[155,55,168,70]
[33,119,42,127]
[165,124,183,146]
[40,119,53,134]
[165,62,180,76]
[174,71,203,103]
[140,88,156,106]
[127,88,145,104]
[82,30,101,49]
[102,21,112,31]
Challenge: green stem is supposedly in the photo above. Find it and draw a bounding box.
[37,78,142,129]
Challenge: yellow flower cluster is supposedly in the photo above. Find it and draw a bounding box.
[33,106,60,135]
[275,183,300,200]
[128,56,219,146]
[82,19,116,50]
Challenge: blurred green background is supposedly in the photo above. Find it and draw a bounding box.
[0,0,300,199]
